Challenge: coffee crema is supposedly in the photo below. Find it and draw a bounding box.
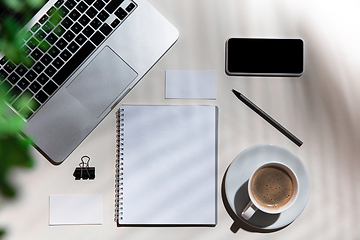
[251,166,294,209]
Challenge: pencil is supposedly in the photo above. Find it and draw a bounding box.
[231,89,303,147]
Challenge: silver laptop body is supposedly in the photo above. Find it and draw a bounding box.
[1,0,179,164]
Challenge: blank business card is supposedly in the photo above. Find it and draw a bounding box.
[165,70,217,99]
[49,194,102,225]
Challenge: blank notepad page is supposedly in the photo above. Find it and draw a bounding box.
[115,105,218,225]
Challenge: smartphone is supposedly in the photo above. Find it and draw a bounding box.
[225,38,304,76]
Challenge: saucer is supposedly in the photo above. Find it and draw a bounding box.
[224,144,310,230]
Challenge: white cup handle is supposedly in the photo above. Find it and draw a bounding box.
[241,201,258,220]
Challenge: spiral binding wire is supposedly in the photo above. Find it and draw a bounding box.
[115,108,125,223]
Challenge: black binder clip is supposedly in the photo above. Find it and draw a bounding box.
[73,156,95,180]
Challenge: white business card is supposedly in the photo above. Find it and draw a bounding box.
[165,70,217,99]
[49,194,102,225]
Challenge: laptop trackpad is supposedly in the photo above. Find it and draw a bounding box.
[66,46,137,118]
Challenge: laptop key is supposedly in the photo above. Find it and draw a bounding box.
[52,57,65,69]
[31,23,41,32]
[45,65,57,77]
[5,86,21,103]
[90,31,105,45]
[20,106,33,120]
[54,25,65,37]
[18,79,30,90]
[25,70,38,82]
[4,61,16,73]
[97,10,109,21]
[79,15,90,26]
[69,9,81,21]
[15,64,28,76]
[37,73,49,85]
[35,30,47,42]
[61,17,73,29]
[115,7,127,20]
[28,38,40,49]
[0,69,8,80]
[41,54,53,65]
[75,33,86,45]
[31,49,43,60]
[49,46,61,58]
[53,41,96,85]
[64,30,75,42]
[8,73,20,84]
[12,90,33,111]
[47,6,57,16]
[77,2,88,13]
[21,45,31,56]
[46,33,58,45]
[39,41,51,52]
[39,15,49,24]
[29,81,41,93]
[56,38,68,50]
[86,7,98,19]
[0,57,8,65]
[68,42,80,53]
[90,18,102,29]
[105,0,124,14]
[33,62,45,74]
[28,98,41,112]
[100,23,112,36]
[111,19,120,28]
[49,13,62,26]
[60,49,71,61]
[59,6,69,17]
[65,0,76,10]
[94,0,105,11]
[83,26,94,37]
[71,22,83,34]
[125,3,135,12]
[43,81,58,95]
[35,90,48,103]
[1,81,12,93]
[55,0,65,8]
[42,22,55,33]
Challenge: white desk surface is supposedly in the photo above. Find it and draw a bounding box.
[2,0,360,239]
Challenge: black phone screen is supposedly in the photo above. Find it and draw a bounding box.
[226,38,304,76]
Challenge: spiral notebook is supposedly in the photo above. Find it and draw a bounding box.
[115,105,218,226]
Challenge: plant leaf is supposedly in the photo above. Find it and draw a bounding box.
[26,0,46,9]
[3,0,23,11]
[0,229,6,238]
[0,136,34,198]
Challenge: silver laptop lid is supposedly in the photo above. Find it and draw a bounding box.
[1,0,179,164]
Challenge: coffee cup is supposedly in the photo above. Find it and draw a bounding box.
[241,161,299,220]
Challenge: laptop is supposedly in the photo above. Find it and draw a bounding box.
[0,0,179,165]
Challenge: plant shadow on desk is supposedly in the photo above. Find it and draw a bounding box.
[221,169,291,233]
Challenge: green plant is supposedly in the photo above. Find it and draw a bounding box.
[0,86,34,198]
[0,85,35,238]
[0,0,46,237]
[0,0,46,64]
[0,0,48,196]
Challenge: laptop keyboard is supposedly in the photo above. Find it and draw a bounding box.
[0,0,137,120]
